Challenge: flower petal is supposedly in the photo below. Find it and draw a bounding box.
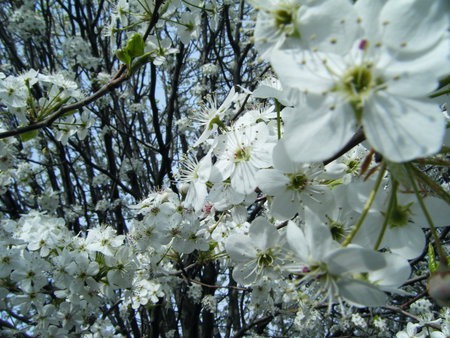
[363,93,445,162]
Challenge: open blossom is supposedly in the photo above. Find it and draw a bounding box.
[225,217,287,285]
[178,153,213,212]
[214,122,274,194]
[285,210,388,308]
[252,0,359,58]
[256,149,331,220]
[192,87,238,147]
[347,177,450,259]
[270,0,449,163]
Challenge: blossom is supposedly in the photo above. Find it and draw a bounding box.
[256,153,330,220]
[270,0,449,162]
[105,247,137,289]
[85,226,125,256]
[0,75,28,108]
[178,153,212,212]
[214,122,274,194]
[192,87,238,147]
[285,210,388,308]
[225,217,286,285]
[252,0,359,58]
[347,177,450,259]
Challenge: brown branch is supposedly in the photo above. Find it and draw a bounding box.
[0,71,129,140]
[323,128,366,165]
[190,279,250,291]
[383,305,441,331]
[232,313,275,338]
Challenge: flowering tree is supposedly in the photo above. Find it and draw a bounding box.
[0,0,449,337]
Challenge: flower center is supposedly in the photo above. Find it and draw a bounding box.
[257,249,274,267]
[346,159,360,173]
[270,2,300,37]
[389,202,413,228]
[287,173,308,191]
[274,8,293,27]
[234,147,251,162]
[343,66,373,96]
[335,62,384,121]
[326,215,346,242]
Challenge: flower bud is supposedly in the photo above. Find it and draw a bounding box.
[427,267,450,306]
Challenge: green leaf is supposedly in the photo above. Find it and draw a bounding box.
[19,129,37,142]
[125,33,145,58]
[116,48,131,67]
[428,243,438,273]
[129,51,154,75]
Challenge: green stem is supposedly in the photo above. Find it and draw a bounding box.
[404,163,448,267]
[156,243,173,266]
[374,179,398,250]
[410,164,450,204]
[429,87,450,98]
[342,162,386,247]
[209,212,225,234]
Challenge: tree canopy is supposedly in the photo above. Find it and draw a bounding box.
[0,0,449,337]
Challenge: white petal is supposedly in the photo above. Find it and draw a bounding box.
[249,217,280,250]
[271,192,299,221]
[299,0,361,54]
[304,209,336,262]
[363,93,445,162]
[383,40,450,98]
[369,253,411,289]
[256,169,289,195]
[225,234,257,263]
[379,0,449,53]
[383,226,425,259]
[409,196,450,228]
[270,49,333,94]
[232,162,257,194]
[354,0,386,42]
[276,96,356,163]
[286,221,308,261]
[326,246,386,275]
[337,278,387,307]
[232,262,258,285]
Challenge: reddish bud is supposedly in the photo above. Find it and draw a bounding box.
[428,267,450,306]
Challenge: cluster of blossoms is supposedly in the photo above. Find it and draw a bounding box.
[254,0,449,163]
[176,0,449,331]
[0,69,95,143]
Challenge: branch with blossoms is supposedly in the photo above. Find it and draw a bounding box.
[0,67,128,140]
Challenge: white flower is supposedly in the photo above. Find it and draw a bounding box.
[85,226,125,256]
[396,322,426,338]
[285,210,388,308]
[270,1,449,162]
[0,76,28,108]
[351,313,367,329]
[178,153,212,212]
[113,0,129,26]
[177,12,201,44]
[253,0,359,58]
[192,87,238,147]
[214,123,274,194]
[225,217,286,285]
[256,160,330,220]
[105,247,137,289]
[348,177,450,259]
